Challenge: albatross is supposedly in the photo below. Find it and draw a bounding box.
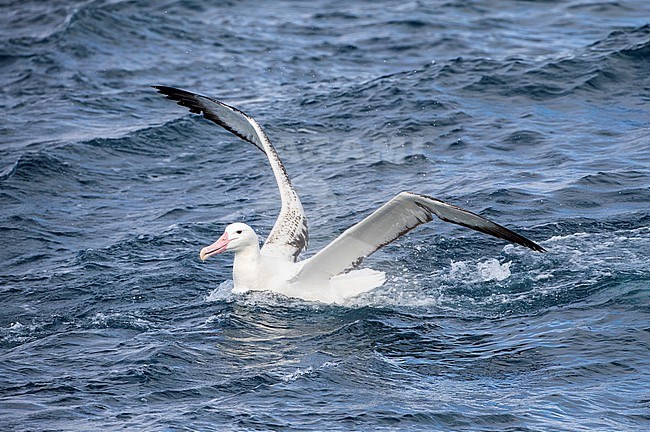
[154,86,545,304]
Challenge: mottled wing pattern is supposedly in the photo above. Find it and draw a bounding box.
[154,86,308,261]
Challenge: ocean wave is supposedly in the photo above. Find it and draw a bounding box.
[2,1,649,430]
[0,151,71,182]
[451,24,650,101]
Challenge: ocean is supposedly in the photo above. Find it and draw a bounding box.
[1,1,649,430]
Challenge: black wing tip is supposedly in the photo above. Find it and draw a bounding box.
[152,85,194,101]
[529,241,547,253]
[485,218,547,253]
[513,235,546,253]
[523,234,546,252]
[152,85,185,98]
[153,85,206,115]
[153,85,269,152]
[489,225,546,253]
[469,220,546,253]
[409,191,547,253]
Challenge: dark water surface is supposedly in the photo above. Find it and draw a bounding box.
[2,1,650,430]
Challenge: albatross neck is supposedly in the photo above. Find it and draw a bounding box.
[232,242,262,266]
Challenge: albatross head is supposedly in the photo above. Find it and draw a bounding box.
[199,222,259,261]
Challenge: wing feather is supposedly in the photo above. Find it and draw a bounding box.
[296,191,544,281]
[153,86,308,261]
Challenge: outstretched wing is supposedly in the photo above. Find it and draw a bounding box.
[154,86,308,261]
[296,191,544,282]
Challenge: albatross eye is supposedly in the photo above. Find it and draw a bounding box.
[236,230,243,234]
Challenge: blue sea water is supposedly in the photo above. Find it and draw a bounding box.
[1,0,650,430]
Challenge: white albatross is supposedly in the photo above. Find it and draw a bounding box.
[154,86,546,304]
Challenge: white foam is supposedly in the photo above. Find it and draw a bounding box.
[282,366,314,382]
[9,321,23,330]
[281,361,338,383]
[477,259,512,282]
[448,258,512,283]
